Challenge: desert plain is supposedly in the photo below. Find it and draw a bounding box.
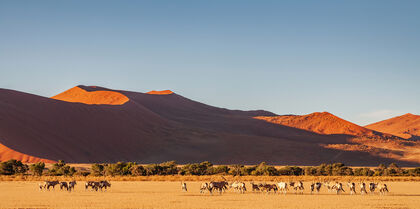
[0,180,419,209]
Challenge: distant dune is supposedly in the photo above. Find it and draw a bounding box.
[0,85,419,166]
[365,113,420,140]
[254,112,396,138]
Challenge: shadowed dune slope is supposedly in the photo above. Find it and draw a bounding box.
[0,86,418,166]
[365,113,420,140]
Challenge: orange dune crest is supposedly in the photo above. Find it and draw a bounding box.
[51,86,129,105]
[0,143,55,163]
[147,90,174,95]
[365,113,420,139]
[255,112,378,136]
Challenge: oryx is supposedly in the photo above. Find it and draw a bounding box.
[360,182,367,195]
[347,182,356,195]
[181,182,187,192]
[200,182,209,193]
[59,182,69,191]
[277,182,288,194]
[68,181,77,191]
[378,183,389,195]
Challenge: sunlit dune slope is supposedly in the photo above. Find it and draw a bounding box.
[254,112,387,137]
[147,90,174,95]
[0,143,55,163]
[365,113,420,140]
[51,86,129,105]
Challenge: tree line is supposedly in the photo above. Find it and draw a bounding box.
[1,159,420,177]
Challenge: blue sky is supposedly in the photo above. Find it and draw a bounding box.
[1,0,419,125]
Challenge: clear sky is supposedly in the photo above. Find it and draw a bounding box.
[1,0,419,125]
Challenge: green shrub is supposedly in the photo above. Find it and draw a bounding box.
[30,162,45,176]
[0,159,28,175]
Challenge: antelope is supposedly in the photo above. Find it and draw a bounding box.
[68,181,77,191]
[323,181,333,193]
[333,182,345,194]
[200,182,209,193]
[369,182,377,194]
[360,182,367,195]
[250,182,260,192]
[293,181,304,194]
[85,181,101,191]
[259,183,278,194]
[208,181,228,194]
[43,181,59,190]
[310,182,322,194]
[59,182,69,191]
[39,182,46,190]
[230,181,246,194]
[181,182,187,192]
[378,183,389,195]
[347,182,356,195]
[277,182,288,194]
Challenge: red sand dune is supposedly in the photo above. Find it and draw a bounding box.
[365,113,420,140]
[52,86,129,105]
[0,85,418,166]
[0,143,55,163]
[147,90,174,95]
[254,112,388,137]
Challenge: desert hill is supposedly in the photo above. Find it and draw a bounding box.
[254,112,396,139]
[0,85,419,166]
[365,113,420,140]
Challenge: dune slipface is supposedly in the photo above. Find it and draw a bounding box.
[365,113,420,140]
[0,86,419,166]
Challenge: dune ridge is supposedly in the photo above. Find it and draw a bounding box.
[254,112,382,137]
[365,113,420,140]
[147,90,174,95]
[51,86,129,105]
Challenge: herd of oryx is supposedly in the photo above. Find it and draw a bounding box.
[38,180,111,192]
[38,179,389,195]
[186,180,389,195]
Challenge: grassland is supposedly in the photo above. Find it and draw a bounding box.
[0,180,419,209]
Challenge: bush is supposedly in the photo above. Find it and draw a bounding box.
[278,166,303,176]
[47,160,76,176]
[229,164,243,176]
[91,164,105,176]
[30,162,45,176]
[130,165,146,176]
[0,159,28,175]
[211,165,230,175]
[179,161,214,175]
[160,161,179,175]
[251,162,278,176]
[353,167,374,176]
[104,162,135,176]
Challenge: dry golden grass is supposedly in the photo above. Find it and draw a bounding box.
[1,175,420,182]
[0,180,419,209]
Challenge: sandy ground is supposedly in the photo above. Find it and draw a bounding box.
[0,181,419,209]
